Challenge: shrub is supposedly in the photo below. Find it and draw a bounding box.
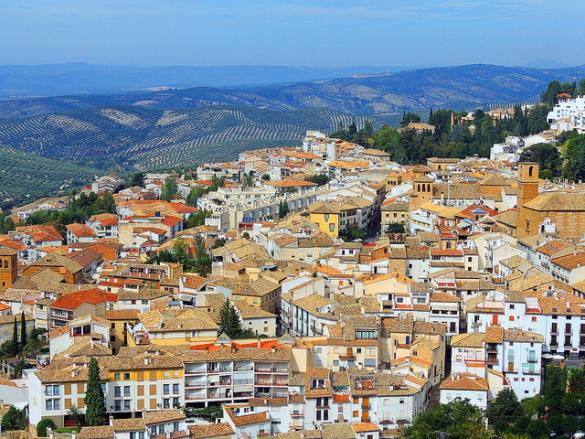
[37,419,57,437]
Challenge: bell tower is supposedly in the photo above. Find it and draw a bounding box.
[0,249,17,291]
[517,162,540,238]
[411,175,434,209]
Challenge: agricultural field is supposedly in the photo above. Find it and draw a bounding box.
[0,105,400,170]
[0,145,99,209]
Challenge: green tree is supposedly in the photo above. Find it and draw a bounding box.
[36,418,57,437]
[172,238,189,264]
[307,174,330,186]
[261,174,270,181]
[541,80,562,108]
[242,173,254,188]
[526,419,549,438]
[278,201,290,218]
[210,175,225,191]
[1,405,26,431]
[161,176,178,201]
[373,125,401,158]
[520,394,545,418]
[186,186,208,206]
[519,143,561,180]
[568,367,585,394]
[218,300,244,338]
[187,209,212,228]
[400,112,421,127]
[19,312,26,350]
[211,238,227,249]
[192,239,211,276]
[68,404,85,427]
[486,388,523,430]
[10,317,18,355]
[129,172,145,187]
[385,223,405,234]
[347,227,365,241]
[242,232,250,240]
[543,364,567,412]
[579,78,585,97]
[84,358,106,426]
[403,400,491,439]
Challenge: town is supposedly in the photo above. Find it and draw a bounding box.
[0,93,585,439]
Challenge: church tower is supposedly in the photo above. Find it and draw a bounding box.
[516,162,540,238]
[0,249,17,291]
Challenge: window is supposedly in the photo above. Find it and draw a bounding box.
[173,421,179,432]
[46,399,61,411]
[114,386,121,398]
[114,372,121,380]
[124,386,131,397]
[163,384,170,395]
[173,383,180,394]
[329,223,335,233]
[45,385,60,396]
[124,400,131,411]
[163,398,170,409]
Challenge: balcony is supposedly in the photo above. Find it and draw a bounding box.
[185,364,207,375]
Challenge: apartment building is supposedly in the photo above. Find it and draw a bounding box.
[182,341,291,407]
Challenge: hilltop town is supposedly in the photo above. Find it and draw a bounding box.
[1,94,585,438]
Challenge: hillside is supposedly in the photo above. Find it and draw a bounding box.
[0,63,583,172]
[0,106,400,170]
[2,64,585,119]
[0,145,99,208]
[0,63,409,98]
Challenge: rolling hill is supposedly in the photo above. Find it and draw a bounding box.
[0,105,400,170]
[0,63,584,174]
[0,63,410,99]
[0,145,99,208]
[2,64,585,120]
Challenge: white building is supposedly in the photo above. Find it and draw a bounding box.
[439,373,489,410]
[547,96,585,133]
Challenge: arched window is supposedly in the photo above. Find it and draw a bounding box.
[528,166,534,177]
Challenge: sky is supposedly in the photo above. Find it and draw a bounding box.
[1,0,584,68]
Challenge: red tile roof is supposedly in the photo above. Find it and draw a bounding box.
[161,216,183,227]
[66,224,98,238]
[50,288,117,311]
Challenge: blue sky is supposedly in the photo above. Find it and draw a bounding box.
[1,0,584,67]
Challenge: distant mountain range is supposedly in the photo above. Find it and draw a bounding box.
[2,64,585,120]
[0,63,412,98]
[0,63,584,179]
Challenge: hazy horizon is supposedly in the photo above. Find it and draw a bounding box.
[1,0,584,67]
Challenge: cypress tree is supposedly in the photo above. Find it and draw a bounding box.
[219,300,244,338]
[10,317,18,355]
[85,358,106,426]
[20,312,26,349]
